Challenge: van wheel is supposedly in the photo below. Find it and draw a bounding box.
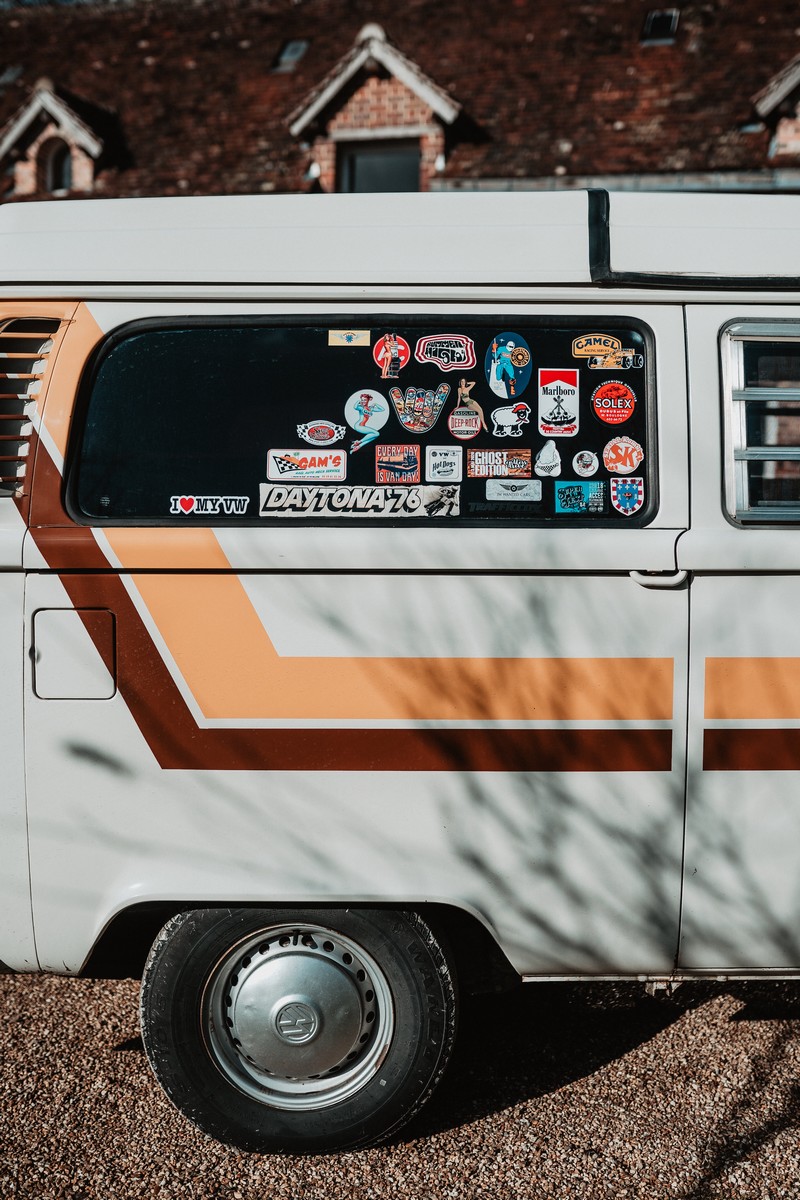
[139,908,457,1153]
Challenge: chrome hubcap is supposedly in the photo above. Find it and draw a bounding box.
[203,923,394,1110]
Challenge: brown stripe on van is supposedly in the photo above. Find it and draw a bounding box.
[25,525,674,773]
[704,728,800,772]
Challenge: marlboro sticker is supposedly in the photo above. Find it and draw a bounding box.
[538,369,579,437]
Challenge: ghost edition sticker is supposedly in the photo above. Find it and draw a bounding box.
[554,480,607,516]
[538,369,579,437]
[267,449,346,481]
[259,484,460,518]
[485,333,532,400]
[389,384,449,434]
[375,444,421,484]
[592,380,636,425]
[414,335,476,371]
[467,449,531,478]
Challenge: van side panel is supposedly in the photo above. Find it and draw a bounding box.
[0,569,36,969]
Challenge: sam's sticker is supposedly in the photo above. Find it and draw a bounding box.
[592,380,636,425]
[486,480,542,502]
[603,436,644,474]
[414,335,476,371]
[259,484,459,518]
[329,330,370,346]
[554,480,607,515]
[373,333,411,379]
[538,369,579,437]
[345,389,389,452]
[573,450,599,477]
[485,332,532,400]
[376,444,421,484]
[170,495,250,516]
[389,383,450,434]
[426,446,463,482]
[467,449,531,478]
[610,476,645,516]
[267,450,347,481]
[297,420,346,447]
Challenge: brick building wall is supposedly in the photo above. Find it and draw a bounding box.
[311,74,445,191]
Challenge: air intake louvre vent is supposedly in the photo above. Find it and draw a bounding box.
[0,317,60,496]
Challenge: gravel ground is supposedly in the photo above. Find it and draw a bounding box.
[1,973,799,1199]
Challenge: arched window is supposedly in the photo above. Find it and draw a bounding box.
[38,138,73,193]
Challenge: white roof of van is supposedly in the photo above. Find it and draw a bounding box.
[1,190,800,287]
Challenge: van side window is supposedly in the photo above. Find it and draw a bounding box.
[70,319,653,525]
[724,322,800,522]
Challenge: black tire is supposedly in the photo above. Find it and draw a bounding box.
[139,907,457,1153]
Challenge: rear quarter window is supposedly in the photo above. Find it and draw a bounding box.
[70,318,655,525]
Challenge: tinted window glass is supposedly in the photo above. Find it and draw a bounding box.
[73,320,653,524]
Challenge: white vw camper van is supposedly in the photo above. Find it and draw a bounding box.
[2,190,800,1151]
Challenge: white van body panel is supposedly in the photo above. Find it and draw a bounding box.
[4,193,800,982]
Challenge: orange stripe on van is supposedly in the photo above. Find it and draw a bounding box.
[705,658,800,720]
[117,567,673,722]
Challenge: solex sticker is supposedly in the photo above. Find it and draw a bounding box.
[267,449,346,481]
[592,380,636,425]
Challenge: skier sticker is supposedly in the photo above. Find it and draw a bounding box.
[538,369,579,437]
[485,332,532,400]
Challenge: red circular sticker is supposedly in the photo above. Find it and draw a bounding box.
[448,407,482,440]
[373,333,411,378]
[603,436,644,474]
[591,380,636,425]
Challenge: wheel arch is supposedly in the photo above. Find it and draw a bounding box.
[80,900,519,995]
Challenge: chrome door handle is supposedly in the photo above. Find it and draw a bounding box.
[629,570,689,589]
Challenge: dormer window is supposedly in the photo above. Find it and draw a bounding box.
[38,137,72,192]
[273,39,310,73]
[641,9,680,45]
